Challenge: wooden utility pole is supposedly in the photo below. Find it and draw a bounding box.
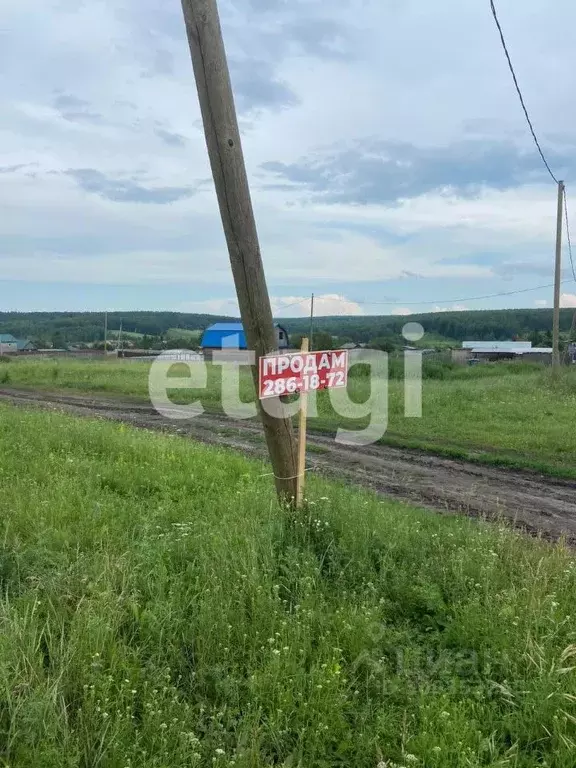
[309,293,315,351]
[104,311,108,353]
[553,180,565,371]
[180,0,298,500]
[296,336,309,507]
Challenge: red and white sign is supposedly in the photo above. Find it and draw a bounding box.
[258,349,349,400]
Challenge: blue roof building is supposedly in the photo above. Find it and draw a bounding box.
[200,323,289,350]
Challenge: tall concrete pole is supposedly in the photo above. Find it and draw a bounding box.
[553,180,565,371]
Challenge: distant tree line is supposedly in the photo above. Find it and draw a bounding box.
[283,308,576,346]
[0,308,574,349]
[0,312,235,348]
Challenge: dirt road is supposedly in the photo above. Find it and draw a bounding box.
[2,386,575,543]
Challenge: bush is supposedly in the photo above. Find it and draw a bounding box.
[348,357,457,380]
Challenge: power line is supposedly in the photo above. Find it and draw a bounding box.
[274,279,576,314]
[564,189,576,282]
[273,5,572,323]
[275,298,311,311]
[218,296,310,312]
[489,1,575,365]
[489,0,559,185]
[562,190,576,360]
[346,278,576,307]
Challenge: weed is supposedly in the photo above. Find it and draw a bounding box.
[0,406,575,766]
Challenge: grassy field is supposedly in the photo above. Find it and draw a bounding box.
[104,327,201,343]
[1,404,576,766]
[107,330,144,341]
[165,328,202,343]
[2,357,575,478]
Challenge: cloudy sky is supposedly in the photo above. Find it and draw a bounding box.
[2,0,576,317]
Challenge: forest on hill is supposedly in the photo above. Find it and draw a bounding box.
[0,307,574,349]
[0,312,235,348]
[284,308,576,344]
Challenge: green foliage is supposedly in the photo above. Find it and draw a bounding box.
[141,334,156,350]
[368,336,398,353]
[1,407,576,766]
[165,328,202,343]
[51,331,66,349]
[311,330,334,351]
[283,308,576,346]
[294,330,334,351]
[164,334,201,350]
[0,308,572,349]
[0,312,236,346]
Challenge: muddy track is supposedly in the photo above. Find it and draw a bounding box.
[1,386,576,543]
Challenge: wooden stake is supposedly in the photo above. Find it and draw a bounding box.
[180,0,298,502]
[296,336,309,507]
[553,180,565,372]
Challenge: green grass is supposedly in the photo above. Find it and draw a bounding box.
[0,359,153,398]
[107,330,144,341]
[165,328,202,343]
[1,405,576,766]
[3,358,576,478]
[378,369,576,477]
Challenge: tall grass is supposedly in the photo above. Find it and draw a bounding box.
[0,359,153,396]
[352,358,546,381]
[4,358,576,477]
[0,406,575,766]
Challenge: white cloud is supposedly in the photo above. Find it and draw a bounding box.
[391,307,413,316]
[560,293,576,308]
[175,298,239,315]
[273,294,364,317]
[0,172,505,285]
[306,186,560,241]
[177,294,364,317]
[432,304,470,313]
[1,0,576,309]
[535,299,548,307]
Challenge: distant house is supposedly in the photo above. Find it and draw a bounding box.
[341,342,367,350]
[461,341,532,353]
[200,323,289,351]
[454,340,552,364]
[0,334,18,353]
[0,334,35,353]
[15,339,36,352]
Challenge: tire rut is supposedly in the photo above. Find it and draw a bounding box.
[1,387,575,543]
